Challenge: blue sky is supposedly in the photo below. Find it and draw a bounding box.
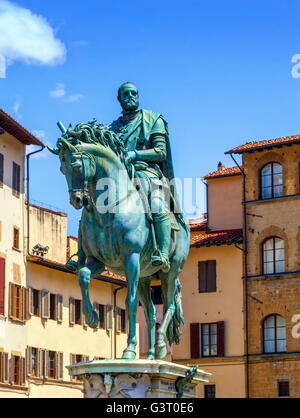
[1,0,300,235]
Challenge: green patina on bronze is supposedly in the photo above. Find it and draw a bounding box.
[48,83,190,360]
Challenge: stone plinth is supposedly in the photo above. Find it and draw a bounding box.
[67,360,211,398]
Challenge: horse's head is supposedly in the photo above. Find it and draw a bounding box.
[48,134,96,210]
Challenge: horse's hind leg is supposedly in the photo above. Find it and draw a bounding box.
[138,278,157,360]
[79,257,105,329]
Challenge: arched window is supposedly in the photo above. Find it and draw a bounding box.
[263,315,286,353]
[261,163,283,199]
[263,237,285,275]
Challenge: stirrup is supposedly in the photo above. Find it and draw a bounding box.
[151,253,170,273]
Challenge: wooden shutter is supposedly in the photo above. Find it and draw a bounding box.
[9,282,14,319]
[69,298,75,325]
[41,290,50,319]
[21,286,26,321]
[44,351,49,379]
[26,288,33,318]
[0,258,5,316]
[9,356,15,384]
[217,321,225,357]
[26,347,32,377]
[198,261,207,293]
[190,323,201,359]
[21,357,26,386]
[57,295,63,323]
[56,352,64,381]
[38,349,43,378]
[106,305,113,331]
[1,353,9,383]
[207,261,217,292]
[0,153,3,184]
[13,162,21,194]
[116,307,122,334]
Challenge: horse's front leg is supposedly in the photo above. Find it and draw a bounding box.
[79,257,105,329]
[123,252,140,360]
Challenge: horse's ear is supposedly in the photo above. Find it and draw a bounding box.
[47,146,59,155]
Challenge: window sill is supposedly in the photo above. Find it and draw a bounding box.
[247,271,300,280]
[245,193,300,205]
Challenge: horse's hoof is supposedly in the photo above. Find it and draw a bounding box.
[122,349,136,360]
[155,344,168,360]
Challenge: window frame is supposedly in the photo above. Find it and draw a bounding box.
[12,162,21,197]
[278,381,290,397]
[260,162,283,200]
[201,323,218,358]
[263,314,287,354]
[13,226,20,251]
[204,384,216,399]
[262,237,285,275]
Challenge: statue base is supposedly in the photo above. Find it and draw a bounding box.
[67,359,211,398]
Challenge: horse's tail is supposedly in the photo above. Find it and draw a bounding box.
[166,278,185,345]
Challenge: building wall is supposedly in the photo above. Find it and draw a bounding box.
[0,133,27,397]
[172,245,245,398]
[207,176,243,231]
[243,145,300,398]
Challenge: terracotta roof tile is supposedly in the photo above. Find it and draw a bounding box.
[204,166,243,179]
[0,109,43,146]
[191,229,243,248]
[226,134,300,155]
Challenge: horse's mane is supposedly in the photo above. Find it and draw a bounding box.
[62,121,132,176]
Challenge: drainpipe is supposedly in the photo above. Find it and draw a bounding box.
[26,146,45,257]
[113,285,126,359]
[229,153,249,399]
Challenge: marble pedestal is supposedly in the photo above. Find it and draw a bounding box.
[67,359,211,398]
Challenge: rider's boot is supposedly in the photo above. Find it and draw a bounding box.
[151,214,171,273]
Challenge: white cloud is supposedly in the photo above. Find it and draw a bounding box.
[0,0,66,78]
[49,83,66,98]
[65,94,83,103]
[12,98,22,119]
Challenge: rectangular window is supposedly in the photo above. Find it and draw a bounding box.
[32,289,40,316]
[0,352,9,383]
[0,153,3,186]
[199,261,217,293]
[0,257,5,316]
[99,304,105,329]
[31,348,38,377]
[75,299,82,325]
[48,351,56,379]
[278,381,290,397]
[13,227,20,250]
[121,309,126,333]
[202,323,218,357]
[12,162,21,196]
[50,294,56,320]
[205,384,216,399]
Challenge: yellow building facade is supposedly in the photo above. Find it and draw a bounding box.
[0,110,133,398]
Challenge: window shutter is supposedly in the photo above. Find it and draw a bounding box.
[9,356,15,384]
[69,298,75,325]
[37,349,43,378]
[106,305,113,331]
[0,258,5,316]
[57,295,63,323]
[13,162,21,194]
[190,323,201,359]
[1,353,9,383]
[217,321,225,357]
[9,282,14,319]
[198,262,207,293]
[57,352,64,381]
[21,357,26,386]
[0,153,3,184]
[21,286,26,321]
[116,307,122,333]
[41,290,50,319]
[26,288,33,318]
[44,351,49,379]
[82,303,87,328]
[207,261,217,292]
[26,347,32,377]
